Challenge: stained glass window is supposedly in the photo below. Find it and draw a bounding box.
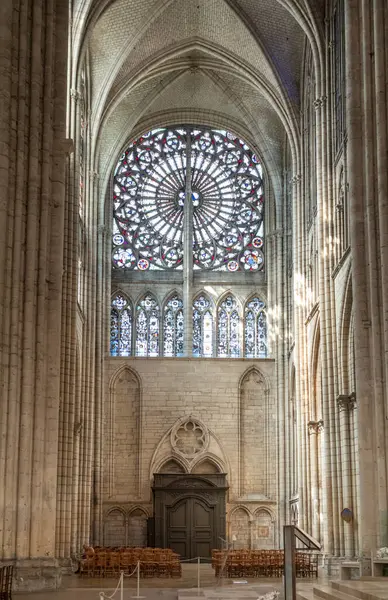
[217,295,240,358]
[135,293,160,357]
[244,297,267,358]
[164,294,184,357]
[111,293,132,356]
[112,127,264,272]
[193,295,214,357]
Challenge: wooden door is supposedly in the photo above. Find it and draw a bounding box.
[167,497,214,559]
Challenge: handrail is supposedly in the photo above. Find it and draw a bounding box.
[293,526,321,550]
[283,525,321,600]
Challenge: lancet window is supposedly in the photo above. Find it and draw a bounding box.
[110,291,268,358]
[217,295,240,358]
[164,294,184,357]
[111,293,132,356]
[245,297,268,358]
[193,295,214,357]
[135,294,160,357]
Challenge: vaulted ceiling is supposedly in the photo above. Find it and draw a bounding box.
[71,0,325,192]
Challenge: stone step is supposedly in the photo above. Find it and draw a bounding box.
[313,583,359,600]
[296,588,316,600]
[331,581,385,600]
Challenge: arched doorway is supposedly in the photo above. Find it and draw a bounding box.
[153,473,228,559]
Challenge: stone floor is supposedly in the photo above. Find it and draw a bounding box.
[12,564,321,599]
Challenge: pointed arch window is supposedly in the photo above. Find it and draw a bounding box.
[135,293,160,357]
[245,297,267,358]
[111,293,132,356]
[217,295,240,358]
[193,295,213,357]
[164,294,184,357]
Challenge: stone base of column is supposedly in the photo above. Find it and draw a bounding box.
[8,558,62,592]
[321,555,371,579]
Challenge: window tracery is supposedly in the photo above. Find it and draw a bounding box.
[245,297,267,358]
[217,295,240,358]
[135,293,160,357]
[111,293,132,356]
[193,295,214,357]
[163,294,184,357]
[112,127,264,272]
[110,291,268,358]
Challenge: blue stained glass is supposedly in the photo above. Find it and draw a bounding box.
[192,295,213,357]
[110,295,132,356]
[164,295,184,357]
[244,297,267,358]
[111,309,119,356]
[112,127,264,272]
[217,295,240,357]
[136,294,160,357]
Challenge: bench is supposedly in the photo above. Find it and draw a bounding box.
[340,561,361,580]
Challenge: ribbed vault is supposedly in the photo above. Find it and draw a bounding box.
[71,0,325,216]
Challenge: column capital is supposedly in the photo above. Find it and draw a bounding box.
[337,393,357,411]
[291,174,302,185]
[307,419,324,435]
[89,170,99,181]
[313,96,327,110]
[70,88,81,103]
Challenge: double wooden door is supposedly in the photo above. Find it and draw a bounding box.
[167,496,214,559]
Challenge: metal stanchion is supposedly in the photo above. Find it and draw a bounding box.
[197,556,200,595]
[131,561,145,599]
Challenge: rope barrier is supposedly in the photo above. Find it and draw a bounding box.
[97,556,213,599]
[99,571,124,600]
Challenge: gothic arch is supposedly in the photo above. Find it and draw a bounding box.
[339,267,353,393]
[128,505,150,518]
[310,316,321,420]
[216,290,243,313]
[103,506,127,546]
[191,455,224,474]
[254,506,275,521]
[239,367,271,498]
[108,366,142,498]
[133,289,161,310]
[158,457,188,474]
[150,417,230,484]
[239,366,270,392]
[161,290,183,312]
[228,505,252,548]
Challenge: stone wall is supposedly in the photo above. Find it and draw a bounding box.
[102,358,277,547]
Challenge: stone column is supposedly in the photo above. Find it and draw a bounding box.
[0,0,69,589]
[307,420,324,541]
[337,394,356,557]
[183,131,193,356]
[344,0,386,559]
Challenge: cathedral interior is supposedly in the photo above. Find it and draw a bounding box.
[1,0,388,594]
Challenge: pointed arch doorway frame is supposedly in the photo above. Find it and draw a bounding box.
[152,473,228,559]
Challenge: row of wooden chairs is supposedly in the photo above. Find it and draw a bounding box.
[80,547,181,578]
[0,565,13,599]
[211,550,318,578]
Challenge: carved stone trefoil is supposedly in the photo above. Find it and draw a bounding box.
[307,420,324,435]
[337,393,357,411]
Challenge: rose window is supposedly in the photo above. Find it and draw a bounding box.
[112,127,264,272]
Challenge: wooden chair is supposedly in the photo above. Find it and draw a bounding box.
[94,552,107,578]
[0,565,13,599]
[168,554,182,578]
[106,551,120,578]
[120,552,133,574]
